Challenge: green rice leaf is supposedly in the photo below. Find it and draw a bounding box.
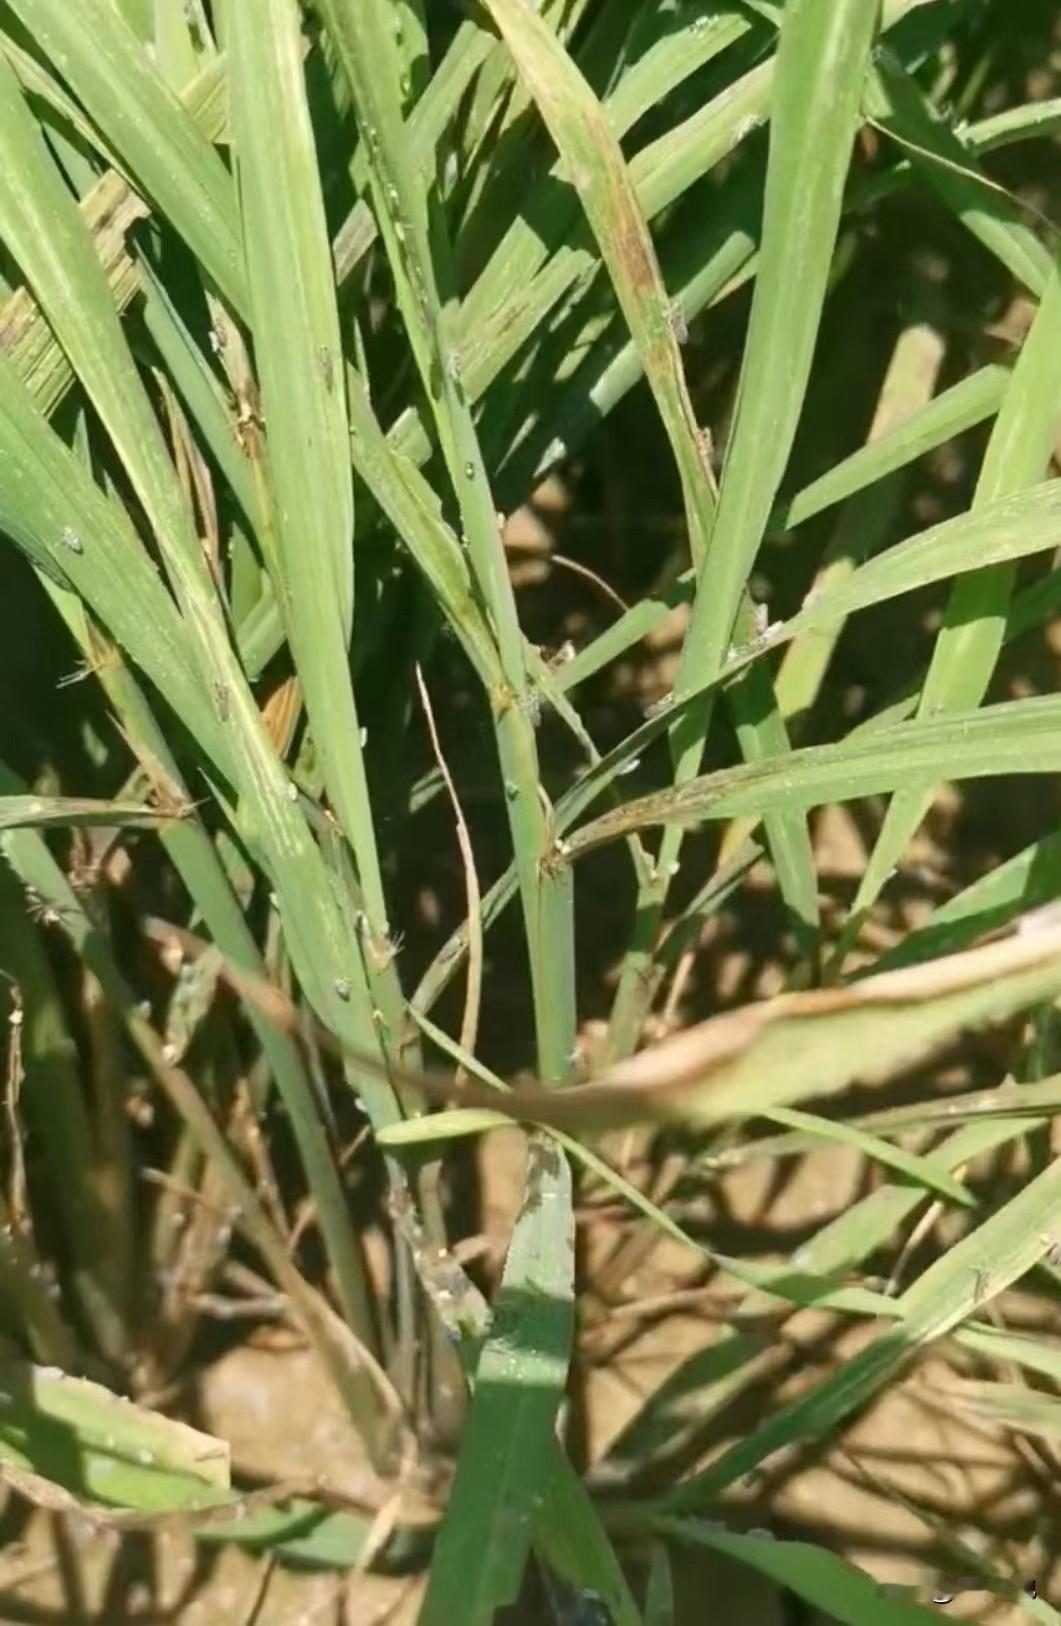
[966,97,1061,153]
[567,693,1061,854]
[660,1522,951,1625]
[762,1106,975,1207]
[673,0,879,687]
[0,1358,229,1513]
[4,0,245,312]
[230,0,379,894]
[420,1139,575,1626]
[533,1443,645,1626]
[479,0,716,570]
[0,795,174,832]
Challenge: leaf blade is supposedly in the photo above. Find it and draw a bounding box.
[420,1140,575,1626]
[4,0,245,311]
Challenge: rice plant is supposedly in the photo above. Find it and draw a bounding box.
[0,0,1059,1618]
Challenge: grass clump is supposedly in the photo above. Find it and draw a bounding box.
[0,0,1060,1618]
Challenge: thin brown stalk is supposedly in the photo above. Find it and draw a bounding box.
[550,551,630,614]
[415,664,482,1071]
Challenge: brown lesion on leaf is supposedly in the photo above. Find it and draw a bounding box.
[610,189,659,303]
